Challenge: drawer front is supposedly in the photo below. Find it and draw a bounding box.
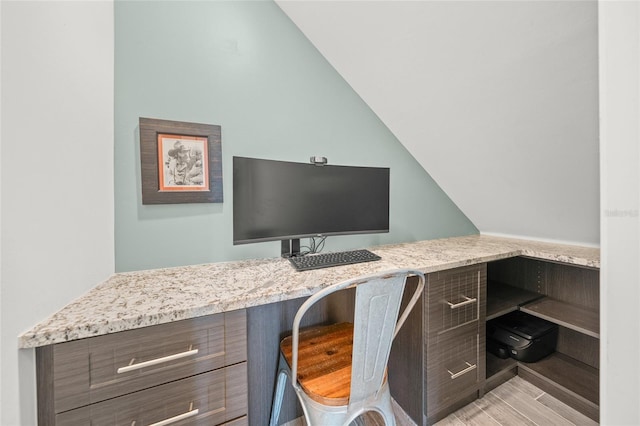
[56,362,248,426]
[53,309,247,413]
[222,417,248,426]
[426,323,481,416]
[427,264,486,334]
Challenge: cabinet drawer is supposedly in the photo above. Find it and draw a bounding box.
[426,322,481,416]
[51,309,247,413]
[56,362,248,426]
[222,417,248,426]
[427,264,485,333]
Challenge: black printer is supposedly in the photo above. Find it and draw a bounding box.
[487,310,558,363]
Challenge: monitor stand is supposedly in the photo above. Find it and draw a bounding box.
[281,239,301,258]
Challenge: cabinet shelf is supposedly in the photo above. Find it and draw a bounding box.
[486,281,544,321]
[520,297,599,339]
[517,352,599,421]
[487,281,599,339]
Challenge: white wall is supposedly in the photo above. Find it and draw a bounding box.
[0,2,114,424]
[599,1,640,424]
[0,1,3,419]
[276,0,600,246]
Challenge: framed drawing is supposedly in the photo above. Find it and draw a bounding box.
[139,117,223,204]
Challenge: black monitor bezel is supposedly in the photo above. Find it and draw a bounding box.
[232,156,390,251]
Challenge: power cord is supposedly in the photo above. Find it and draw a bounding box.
[299,236,327,255]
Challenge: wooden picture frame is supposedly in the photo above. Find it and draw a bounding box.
[139,117,223,204]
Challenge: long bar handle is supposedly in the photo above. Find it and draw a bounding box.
[148,403,199,426]
[446,296,477,309]
[117,347,198,374]
[448,362,477,380]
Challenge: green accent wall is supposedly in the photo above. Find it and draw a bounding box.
[114,0,477,272]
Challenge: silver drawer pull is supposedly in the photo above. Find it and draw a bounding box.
[446,296,477,309]
[447,362,477,380]
[117,347,198,374]
[148,404,199,426]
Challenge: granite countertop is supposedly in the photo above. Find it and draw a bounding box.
[18,234,599,349]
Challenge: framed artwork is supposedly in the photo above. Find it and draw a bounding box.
[139,117,223,204]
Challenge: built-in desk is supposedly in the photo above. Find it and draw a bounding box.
[19,234,599,425]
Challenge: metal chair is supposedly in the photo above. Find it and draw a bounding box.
[269,269,425,426]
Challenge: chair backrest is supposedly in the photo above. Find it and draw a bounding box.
[289,269,425,408]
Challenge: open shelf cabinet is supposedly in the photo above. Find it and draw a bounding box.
[486,280,544,320]
[487,280,599,338]
[486,257,600,422]
[521,297,599,338]
[518,352,599,421]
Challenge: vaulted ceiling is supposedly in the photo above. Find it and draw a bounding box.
[276,0,600,246]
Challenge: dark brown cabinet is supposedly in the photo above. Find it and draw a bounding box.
[36,310,248,426]
[391,258,600,425]
[55,363,247,425]
[424,264,487,424]
[486,257,600,422]
[389,264,487,425]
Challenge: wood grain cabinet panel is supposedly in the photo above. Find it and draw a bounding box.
[222,417,248,426]
[426,266,482,334]
[388,264,487,426]
[37,309,247,425]
[55,362,247,426]
[486,258,600,421]
[424,264,486,424]
[52,310,246,413]
[426,323,481,415]
[392,259,599,424]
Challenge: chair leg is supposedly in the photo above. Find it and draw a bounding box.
[376,383,397,426]
[379,410,397,426]
[378,398,397,426]
[270,369,289,426]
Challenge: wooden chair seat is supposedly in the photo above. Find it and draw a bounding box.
[269,269,425,426]
[280,323,355,406]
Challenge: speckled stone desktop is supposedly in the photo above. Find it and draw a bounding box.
[19,234,599,349]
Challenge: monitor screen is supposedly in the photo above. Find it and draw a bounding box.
[233,156,390,246]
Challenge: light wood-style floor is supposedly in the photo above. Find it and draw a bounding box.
[284,376,598,426]
[433,377,598,426]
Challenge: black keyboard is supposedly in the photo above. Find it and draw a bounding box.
[288,249,381,271]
